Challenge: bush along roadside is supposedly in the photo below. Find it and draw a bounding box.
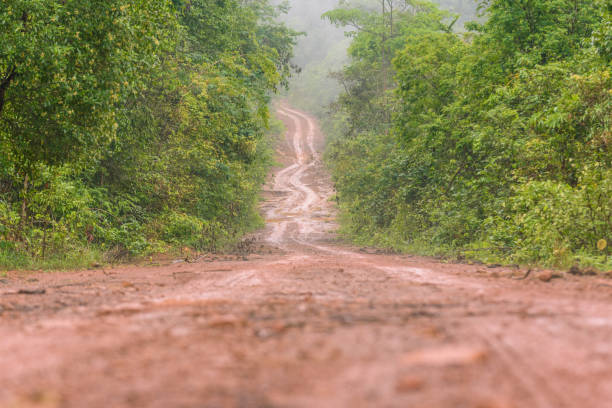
[0,0,298,270]
[323,0,612,272]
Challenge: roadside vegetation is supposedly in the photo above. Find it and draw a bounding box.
[323,0,612,270]
[2,0,610,272]
[0,0,298,269]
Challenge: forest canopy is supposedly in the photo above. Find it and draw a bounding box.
[1,0,610,270]
[324,0,612,268]
[0,0,299,268]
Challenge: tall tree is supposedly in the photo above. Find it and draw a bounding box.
[0,0,175,170]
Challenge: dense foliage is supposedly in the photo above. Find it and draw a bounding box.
[0,0,298,268]
[325,0,612,268]
[283,0,476,116]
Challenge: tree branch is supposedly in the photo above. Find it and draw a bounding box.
[0,67,17,116]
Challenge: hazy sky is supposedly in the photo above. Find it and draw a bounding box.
[278,0,348,68]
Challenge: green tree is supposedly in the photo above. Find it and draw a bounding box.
[472,0,601,67]
[0,1,174,169]
[0,0,299,267]
[326,0,612,268]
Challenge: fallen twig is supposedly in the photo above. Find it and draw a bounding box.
[1,288,47,296]
[18,288,46,295]
[513,269,532,280]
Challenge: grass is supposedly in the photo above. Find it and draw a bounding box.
[335,219,612,273]
[0,245,105,272]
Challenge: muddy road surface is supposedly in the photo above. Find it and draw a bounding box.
[2,106,612,408]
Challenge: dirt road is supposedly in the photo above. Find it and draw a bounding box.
[2,106,612,408]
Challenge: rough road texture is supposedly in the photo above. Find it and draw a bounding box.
[2,106,612,408]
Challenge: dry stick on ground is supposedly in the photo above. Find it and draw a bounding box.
[513,269,532,280]
[1,288,47,296]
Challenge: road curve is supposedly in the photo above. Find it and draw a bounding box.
[1,106,612,407]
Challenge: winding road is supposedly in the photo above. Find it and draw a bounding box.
[1,106,612,407]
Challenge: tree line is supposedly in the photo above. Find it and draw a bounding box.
[0,0,298,268]
[324,0,611,268]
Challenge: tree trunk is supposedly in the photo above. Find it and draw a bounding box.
[0,67,17,117]
[20,173,29,238]
[381,0,386,95]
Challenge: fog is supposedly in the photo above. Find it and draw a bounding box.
[278,0,479,114]
[276,0,350,114]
